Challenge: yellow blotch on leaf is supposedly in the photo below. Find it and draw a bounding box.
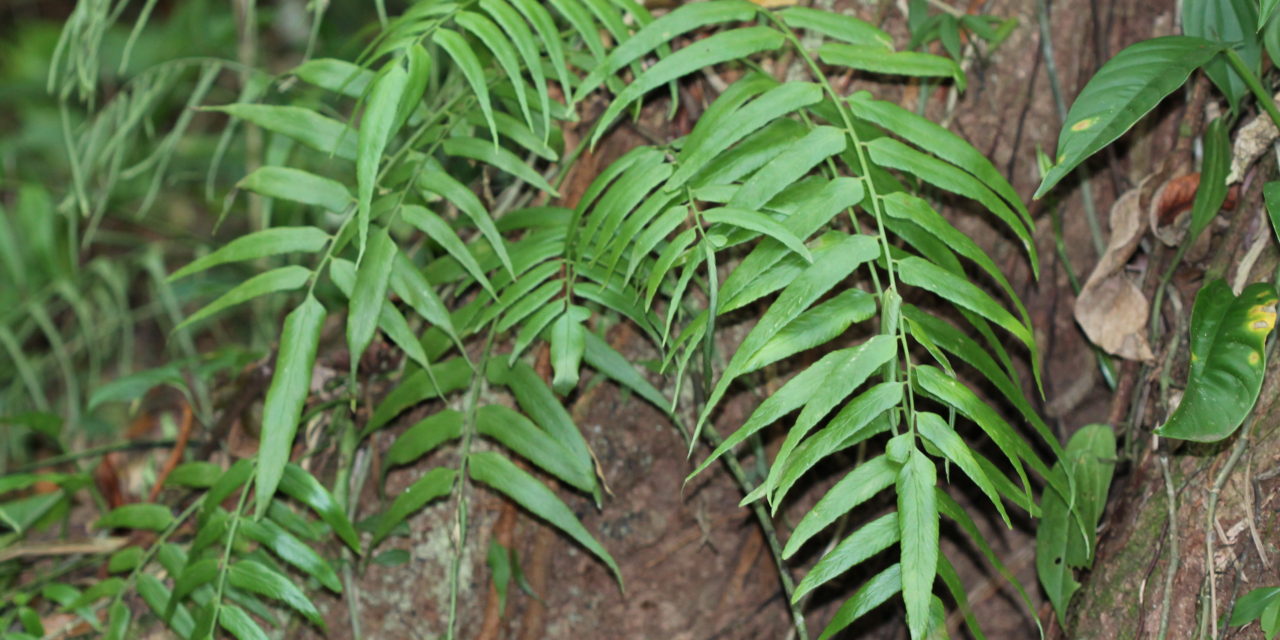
[1246,303,1277,334]
[1070,117,1100,132]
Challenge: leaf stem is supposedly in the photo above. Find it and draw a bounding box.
[1224,48,1280,130]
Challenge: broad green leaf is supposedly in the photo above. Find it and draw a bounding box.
[237,167,353,214]
[1156,279,1279,441]
[206,104,357,160]
[347,226,397,377]
[255,295,325,516]
[371,467,456,547]
[1231,587,1280,627]
[916,411,1010,526]
[169,227,330,281]
[1035,36,1222,197]
[227,559,325,627]
[95,503,173,531]
[1037,424,1116,625]
[443,137,558,195]
[574,0,760,101]
[434,28,498,142]
[819,43,965,90]
[468,451,621,585]
[487,539,513,613]
[549,305,590,395]
[385,410,464,468]
[898,447,938,640]
[779,6,893,48]
[1183,0,1260,112]
[1037,468,1081,621]
[357,63,406,254]
[175,266,311,331]
[817,564,902,640]
[1186,117,1231,243]
[278,464,359,554]
[239,517,342,592]
[702,207,812,262]
[784,455,897,557]
[592,26,786,146]
[1264,0,1280,27]
[476,404,594,493]
[793,512,898,602]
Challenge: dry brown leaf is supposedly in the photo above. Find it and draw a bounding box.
[1075,274,1155,361]
[1075,188,1155,361]
[1149,173,1239,246]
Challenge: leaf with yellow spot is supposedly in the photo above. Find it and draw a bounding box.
[1035,36,1223,198]
[1156,279,1279,442]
